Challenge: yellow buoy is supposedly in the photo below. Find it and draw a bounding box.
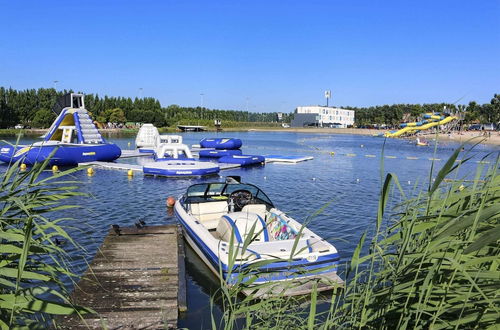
[330,151,335,156]
[127,142,131,148]
[52,165,58,172]
[20,163,27,171]
[87,167,94,175]
[127,169,134,177]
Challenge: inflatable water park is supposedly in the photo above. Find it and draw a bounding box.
[139,134,265,177]
[130,125,283,177]
[142,134,220,176]
[0,101,313,177]
[384,113,457,138]
[101,126,312,178]
[0,93,121,166]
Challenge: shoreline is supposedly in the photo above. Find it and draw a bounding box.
[2,127,498,146]
[249,127,500,146]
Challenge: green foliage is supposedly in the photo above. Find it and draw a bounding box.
[0,159,93,327]
[350,103,458,127]
[2,87,497,129]
[31,109,55,129]
[0,87,288,129]
[213,145,500,329]
[101,108,127,123]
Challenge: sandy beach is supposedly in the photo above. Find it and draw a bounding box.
[250,127,500,146]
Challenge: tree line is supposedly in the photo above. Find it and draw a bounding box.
[346,94,499,127]
[0,87,498,129]
[0,87,289,129]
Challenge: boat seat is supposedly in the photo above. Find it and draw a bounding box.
[216,212,269,243]
[189,201,229,224]
[241,204,267,220]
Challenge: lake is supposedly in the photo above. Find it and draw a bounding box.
[1,131,498,328]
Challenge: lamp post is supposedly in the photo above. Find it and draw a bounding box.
[53,80,59,90]
[200,93,204,108]
[325,90,331,107]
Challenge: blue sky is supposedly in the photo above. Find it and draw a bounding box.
[1,0,498,112]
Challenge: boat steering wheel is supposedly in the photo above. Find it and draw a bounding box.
[229,189,253,211]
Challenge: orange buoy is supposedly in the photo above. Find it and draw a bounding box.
[166,196,176,208]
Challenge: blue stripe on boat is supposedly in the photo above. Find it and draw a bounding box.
[256,215,269,242]
[221,215,243,243]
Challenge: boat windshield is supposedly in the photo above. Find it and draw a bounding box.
[185,183,274,207]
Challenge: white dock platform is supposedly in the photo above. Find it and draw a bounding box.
[265,155,314,163]
[80,161,243,173]
[83,152,309,175]
[120,149,153,158]
[80,161,144,172]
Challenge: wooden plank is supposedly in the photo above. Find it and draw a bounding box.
[177,226,188,312]
[55,225,179,329]
[242,272,344,298]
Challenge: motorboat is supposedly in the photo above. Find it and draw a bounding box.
[135,124,159,153]
[200,138,242,150]
[0,93,121,166]
[175,177,342,296]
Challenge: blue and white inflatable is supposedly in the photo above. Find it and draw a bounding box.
[218,155,265,166]
[199,138,242,150]
[198,149,243,158]
[0,93,121,166]
[143,160,220,177]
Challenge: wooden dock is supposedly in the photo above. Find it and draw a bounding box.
[56,225,186,329]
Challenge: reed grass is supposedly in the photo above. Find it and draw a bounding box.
[212,143,500,329]
[0,157,93,328]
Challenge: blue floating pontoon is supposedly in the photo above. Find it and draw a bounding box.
[218,155,265,166]
[200,138,242,150]
[0,93,121,166]
[199,149,243,158]
[143,160,220,177]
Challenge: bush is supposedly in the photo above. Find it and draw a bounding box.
[31,109,55,128]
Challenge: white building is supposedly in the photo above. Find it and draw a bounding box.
[293,106,355,128]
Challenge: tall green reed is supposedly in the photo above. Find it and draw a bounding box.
[213,143,499,329]
[0,158,93,329]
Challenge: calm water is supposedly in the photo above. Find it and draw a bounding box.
[2,132,498,328]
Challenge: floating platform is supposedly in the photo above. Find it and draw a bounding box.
[120,149,154,158]
[81,161,242,173]
[264,155,314,163]
[81,161,144,172]
[57,225,185,329]
[198,149,243,158]
[81,152,313,175]
[218,154,265,166]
